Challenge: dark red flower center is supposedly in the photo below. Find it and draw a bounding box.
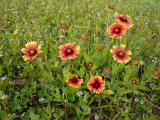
[114,28,121,34]
[117,51,125,58]
[29,49,37,56]
[70,76,78,84]
[92,80,101,89]
[120,16,128,23]
[65,48,74,55]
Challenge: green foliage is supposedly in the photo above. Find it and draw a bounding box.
[0,0,160,119]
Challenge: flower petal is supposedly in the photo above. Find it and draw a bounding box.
[22,55,30,61]
[119,44,126,51]
[21,48,28,54]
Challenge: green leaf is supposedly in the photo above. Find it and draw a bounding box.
[0,110,7,120]
[149,114,156,120]
[106,90,114,95]
[77,67,86,78]
[54,88,62,102]
[68,94,75,102]
[29,111,39,120]
[0,66,2,76]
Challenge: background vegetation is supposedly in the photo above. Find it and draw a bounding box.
[0,0,160,119]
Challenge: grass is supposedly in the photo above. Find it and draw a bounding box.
[0,0,160,119]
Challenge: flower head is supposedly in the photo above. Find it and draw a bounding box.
[132,58,140,67]
[97,44,104,52]
[67,75,83,88]
[131,79,139,85]
[86,61,93,69]
[110,44,131,63]
[108,23,126,38]
[59,43,80,60]
[1,75,7,81]
[21,41,41,61]
[39,98,45,103]
[59,24,69,33]
[77,91,84,96]
[152,70,160,78]
[87,76,105,94]
[115,13,133,28]
[1,95,7,100]
[140,99,144,104]
[76,33,88,41]
[135,98,139,102]
[95,115,100,120]
[102,68,112,76]
[107,3,115,11]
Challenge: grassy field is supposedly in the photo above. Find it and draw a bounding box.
[0,0,160,119]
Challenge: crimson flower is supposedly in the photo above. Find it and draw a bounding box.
[59,43,80,60]
[108,23,126,38]
[21,41,41,61]
[67,75,83,88]
[110,44,131,63]
[87,76,105,94]
[115,13,133,28]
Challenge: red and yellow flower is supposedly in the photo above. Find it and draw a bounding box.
[87,76,105,94]
[108,23,126,38]
[59,43,80,60]
[110,44,131,63]
[67,75,83,88]
[115,13,133,28]
[21,41,42,61]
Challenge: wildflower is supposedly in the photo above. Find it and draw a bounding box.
[77,91,84,96]
[135,98,139,102]
[39,98,44,103]
[66,75,83,88]
[64,99,68,103]
[102,68,112,76]
[59,24,69,33]
[86,61,93,69]
[132,58,140,67]
[110,44,131,63]
[87,76,105,94]
[1,76,7,81]
[59,43,80,60]
[76,33,88,41]
[131,79,139,85]
[21,41,42,61]
[152,34,159,41]
[95,115,100,120]
[152,70,160,78]
[140,99,144,104]
[97,44,104,52]
[1,95,7,100]
[114,13,133,28]
[58,34,65,39]
[107,23,126,38]
[107,3,115,11]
